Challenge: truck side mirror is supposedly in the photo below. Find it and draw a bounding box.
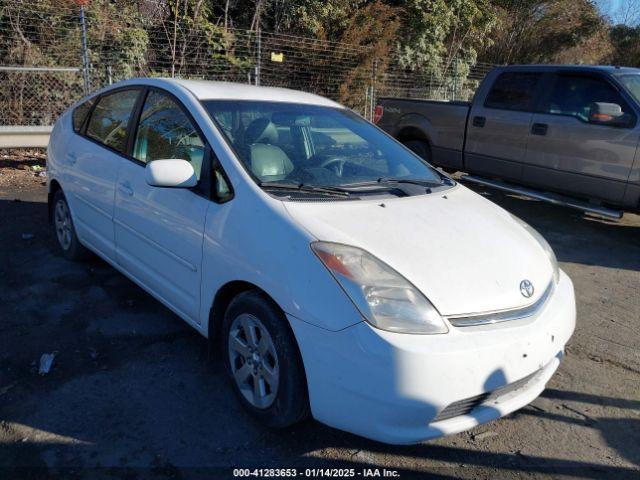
[589,102,628,127]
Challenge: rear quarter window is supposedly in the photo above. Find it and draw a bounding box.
[72,97,96,133]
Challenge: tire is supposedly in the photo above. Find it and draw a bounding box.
[404,139,458,174]
[223,290,309,428]
[403,139,432,163]
[52,190,89,261]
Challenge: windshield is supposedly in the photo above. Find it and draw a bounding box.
[618,74,640,103]
[202,100,444,194]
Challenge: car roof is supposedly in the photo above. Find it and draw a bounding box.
[162,78,342,108]
[95,78,344,108]
[494,64,640,76]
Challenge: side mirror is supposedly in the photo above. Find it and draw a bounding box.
[589,102,628,127]
[145,159,197,188]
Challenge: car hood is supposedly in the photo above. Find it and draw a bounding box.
[283,184,554,317]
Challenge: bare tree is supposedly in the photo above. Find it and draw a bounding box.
[160,0,209,77]
[603,0,640,25]
[250,0,264,32]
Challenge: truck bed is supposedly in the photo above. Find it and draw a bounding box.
[376,97,470,170]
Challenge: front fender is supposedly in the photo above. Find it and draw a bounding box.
[199,185,363,336]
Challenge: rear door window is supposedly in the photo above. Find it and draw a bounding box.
[484,72,543,111]
[86,89,140,154]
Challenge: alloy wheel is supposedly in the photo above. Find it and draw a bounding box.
[54,199,72,251]
[228,313,279,409]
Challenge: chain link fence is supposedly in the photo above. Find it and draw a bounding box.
[0,67,84,126]
[0,0,499,128]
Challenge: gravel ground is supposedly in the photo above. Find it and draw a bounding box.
[0,150,638,479]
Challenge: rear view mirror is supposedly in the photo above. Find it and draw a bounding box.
[271,112,311,126]
[145,159,197,188]
[588,102,629,127]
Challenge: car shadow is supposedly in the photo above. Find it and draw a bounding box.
[542,388,640,410]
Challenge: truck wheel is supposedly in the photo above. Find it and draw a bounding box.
[404,140,432,163]
[52,190,89,261]
[223,290,309,428]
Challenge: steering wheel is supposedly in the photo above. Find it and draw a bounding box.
[320,156,347,177]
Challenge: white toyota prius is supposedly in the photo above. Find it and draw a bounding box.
[47,78,576,444]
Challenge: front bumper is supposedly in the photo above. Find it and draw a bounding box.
[289,270,576,444]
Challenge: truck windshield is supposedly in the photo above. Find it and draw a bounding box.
[618,74,640,103]
[202,100,444,192]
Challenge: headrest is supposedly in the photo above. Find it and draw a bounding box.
[249,144,294,180]
[244,118,278,145]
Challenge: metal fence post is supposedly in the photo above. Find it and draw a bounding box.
[106,65,113,85]
[453,58,458,101]
[364,87,369,119]
[430,69,435,100]
[79,4,91,93]
[370,58,378,121]
[255,28,261,86]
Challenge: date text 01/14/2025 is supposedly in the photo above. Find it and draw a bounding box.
[232,468,401,477]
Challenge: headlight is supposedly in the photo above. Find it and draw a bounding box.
[311,242,448,334]
[512,215,560,284]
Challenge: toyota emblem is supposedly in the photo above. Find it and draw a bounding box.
[520,279,534,298]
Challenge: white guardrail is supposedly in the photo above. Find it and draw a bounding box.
[0,66,80,149]
[0,126,52,148]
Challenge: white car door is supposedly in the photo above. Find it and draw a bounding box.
[65,88,141,260]
[113,89,211,324]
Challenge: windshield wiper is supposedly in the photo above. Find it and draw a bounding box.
[376,177,444,187]
[340,177,444,190]
[258,181,350,197]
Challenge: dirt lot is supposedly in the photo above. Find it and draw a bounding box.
[0,150,639,479]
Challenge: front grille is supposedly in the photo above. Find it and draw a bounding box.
[433,369,541,422]
[434,392,490,421]
[447,281,554,327]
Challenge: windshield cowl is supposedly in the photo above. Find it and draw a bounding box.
[259,178,454,201]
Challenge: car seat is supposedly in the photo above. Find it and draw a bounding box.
[244,118,294,181]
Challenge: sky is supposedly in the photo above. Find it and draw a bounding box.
[596,0,636,25]
[595,0,619,15]
[605,0,622,9]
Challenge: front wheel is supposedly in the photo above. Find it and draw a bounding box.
[223,290,309,428]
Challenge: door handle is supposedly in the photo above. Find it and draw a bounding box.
[472,116,486,128]
[66,153,77,165]
[531,123,548,136]
[118,181,133,197]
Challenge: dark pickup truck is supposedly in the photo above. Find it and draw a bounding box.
[376,65,640,217]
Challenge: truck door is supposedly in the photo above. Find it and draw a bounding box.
[522,73,638,204]
[465,71,544,181]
